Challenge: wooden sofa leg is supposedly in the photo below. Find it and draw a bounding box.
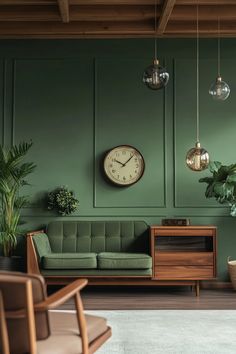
[195,281,200,297]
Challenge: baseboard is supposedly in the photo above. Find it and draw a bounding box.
[201,280,232,289]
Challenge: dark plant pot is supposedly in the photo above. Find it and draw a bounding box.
[0,256,26,272]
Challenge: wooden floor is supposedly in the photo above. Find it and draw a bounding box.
[52,286,236,310]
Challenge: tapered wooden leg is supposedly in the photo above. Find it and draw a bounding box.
[195,281,200,297]
[0,292,10,354]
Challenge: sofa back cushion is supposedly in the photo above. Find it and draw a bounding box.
[47,221,149,254]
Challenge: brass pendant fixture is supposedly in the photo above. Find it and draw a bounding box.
[143,0,169,90]
[186,5,210,172]
[186,142,209,172]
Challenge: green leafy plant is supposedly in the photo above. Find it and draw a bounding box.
[0,142,36,257]
[199,161,236,216]
[47,186,79,216]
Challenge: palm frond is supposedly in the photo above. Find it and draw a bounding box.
[15,196,29,209]
[12,162,36,183]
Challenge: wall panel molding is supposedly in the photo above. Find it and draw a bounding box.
[1,60,6,145]
[11,59,16,146]
[173,58,224,209]
[93,58,167,209]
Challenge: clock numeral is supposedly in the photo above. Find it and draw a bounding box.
[112,169,116,173]
[135,170,137,174]
[135,158,138,162]
[130,174,132,178]
[136,164,139,168]
[122,151,126,155]
[123,176,126,181]
[110,164,113,168]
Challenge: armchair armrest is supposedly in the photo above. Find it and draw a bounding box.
[34,279,88,310]
[35,278,89,354]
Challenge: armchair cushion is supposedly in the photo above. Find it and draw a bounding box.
[42,253,97,269]
[37,312,108,354]
[33,233,51,264]
[98,252,152,270]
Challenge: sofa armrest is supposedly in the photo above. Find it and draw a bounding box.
[26,230,50,275]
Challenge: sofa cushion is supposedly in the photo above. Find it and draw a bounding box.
[46,221,149,254]
[42,253,97,269]
[97,252,152,270]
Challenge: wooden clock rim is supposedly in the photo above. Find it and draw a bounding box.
[103,144,145,187]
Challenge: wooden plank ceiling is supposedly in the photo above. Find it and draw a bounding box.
[0,0,235,38]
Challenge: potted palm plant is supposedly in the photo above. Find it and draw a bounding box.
[0,141,36,270]
[199,161,236,216]
[199,161,236,289]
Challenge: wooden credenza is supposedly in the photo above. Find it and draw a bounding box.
[150,226,217,296]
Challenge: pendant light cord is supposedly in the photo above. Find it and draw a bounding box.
[217,8,221,77]
[196,5,199,143]
[154,0,157,60]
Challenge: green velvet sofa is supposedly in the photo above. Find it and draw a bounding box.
[27,221,152,285]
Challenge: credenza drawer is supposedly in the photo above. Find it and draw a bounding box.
[152,229,214,237]
[155,252,214,266]
[154,266,214,279]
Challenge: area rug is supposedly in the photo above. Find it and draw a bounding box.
[85,310,236,354]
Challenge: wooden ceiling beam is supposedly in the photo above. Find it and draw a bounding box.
[57,0,69,22]
[172,5,236,21]
[0,0,56,5]
[166,21,236,34]
[70,0,162,4]
[158,0,176,34]
[0,0,162,4]
[0,20,234,38]
[0,5,160,22]
[0,20,154,36]
[176,0,236,4]
[0,6,60,21]
[0,0,236,37]
[0,4,235,22]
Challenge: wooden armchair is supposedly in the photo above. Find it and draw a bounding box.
[0,272,111,354]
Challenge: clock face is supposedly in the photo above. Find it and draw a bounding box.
[103,145,145,186]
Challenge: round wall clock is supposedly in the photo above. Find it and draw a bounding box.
[103,145,145,186]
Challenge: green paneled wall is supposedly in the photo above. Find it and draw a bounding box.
[1,39,236,281]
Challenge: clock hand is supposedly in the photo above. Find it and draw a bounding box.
[114,159,125,167]
[123,155,134,166]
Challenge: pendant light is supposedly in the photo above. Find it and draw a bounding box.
[186,5,210,172]
[209,6,230,101]
[143,0,169,90]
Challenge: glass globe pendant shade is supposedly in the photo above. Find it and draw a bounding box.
[186,142,210,172]
[143,59,169,90]
[209,76,230,101]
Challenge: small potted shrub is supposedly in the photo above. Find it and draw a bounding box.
[47,186,79,216]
